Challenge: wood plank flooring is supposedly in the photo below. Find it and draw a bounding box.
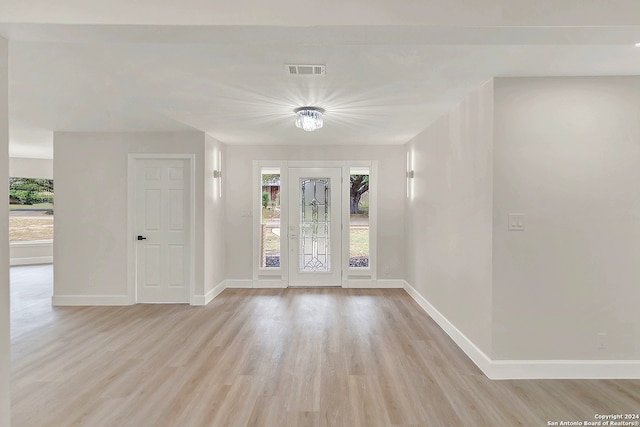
[10,265,640,426]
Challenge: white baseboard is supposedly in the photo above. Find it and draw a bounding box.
[191,281,226,306]
[403,280,640,380]
[225,279,254,288]
[205,281,226,303]
[342,279,375,288]
[402,280,493,376]
[227,279,405,289]
[11,256,53,266]
[377,279,405,288]
[342,279,403,288]
[488,359,640,380]
[253,279,287,288]
[226,279,287,288]
[52,294,132,306]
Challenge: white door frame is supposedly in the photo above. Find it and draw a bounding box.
[252,160,377,288]
[127,153,196,304]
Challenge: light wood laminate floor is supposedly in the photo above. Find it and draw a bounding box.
[11,265,640,426]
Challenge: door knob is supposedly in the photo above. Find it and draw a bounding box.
[137,235,147,241]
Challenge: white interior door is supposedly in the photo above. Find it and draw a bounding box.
[135,159,191,303]
[288,167,342,286]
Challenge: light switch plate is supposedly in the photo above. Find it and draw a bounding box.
[508,213,525,231]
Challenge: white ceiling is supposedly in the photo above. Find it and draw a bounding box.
[2,0,640,26]
[1,3,640,158]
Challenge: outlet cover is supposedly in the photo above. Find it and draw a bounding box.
[597,332,607,349]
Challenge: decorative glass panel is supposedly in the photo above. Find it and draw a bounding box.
[299,178,330,272]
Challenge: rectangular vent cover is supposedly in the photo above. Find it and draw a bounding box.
[286,64,326,76]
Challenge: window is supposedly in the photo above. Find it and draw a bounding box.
[260,168,281,268]
[9,177,54,242]
[349,168,369,268]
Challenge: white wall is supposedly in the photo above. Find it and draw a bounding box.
[493,76,640,360]
[204,134,226,297]
[53,132,210,302]
[224,145,405,281]
[0,36,10,427]
[9,157,53,178]
[404,81,494,356]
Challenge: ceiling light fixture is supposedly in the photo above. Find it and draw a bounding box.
[294,107,324,132]
[636,42,640,47]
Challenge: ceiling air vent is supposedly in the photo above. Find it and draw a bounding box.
[286,64,326,76]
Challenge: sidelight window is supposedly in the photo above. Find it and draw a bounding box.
[260,168,281,268]
[349,168,369,269]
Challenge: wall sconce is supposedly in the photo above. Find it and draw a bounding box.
[406,151,414,199]
[213,151,223,199]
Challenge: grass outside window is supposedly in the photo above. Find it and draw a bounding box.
[9,216,54,241]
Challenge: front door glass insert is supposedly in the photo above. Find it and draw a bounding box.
[299,178,330,272]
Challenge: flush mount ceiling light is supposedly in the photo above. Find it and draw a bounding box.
[294,107,324,132]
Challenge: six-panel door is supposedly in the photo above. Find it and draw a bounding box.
[136,159,190,303]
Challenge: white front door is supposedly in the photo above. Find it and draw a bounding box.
[288,168,342,286]
[135,159,191,303]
